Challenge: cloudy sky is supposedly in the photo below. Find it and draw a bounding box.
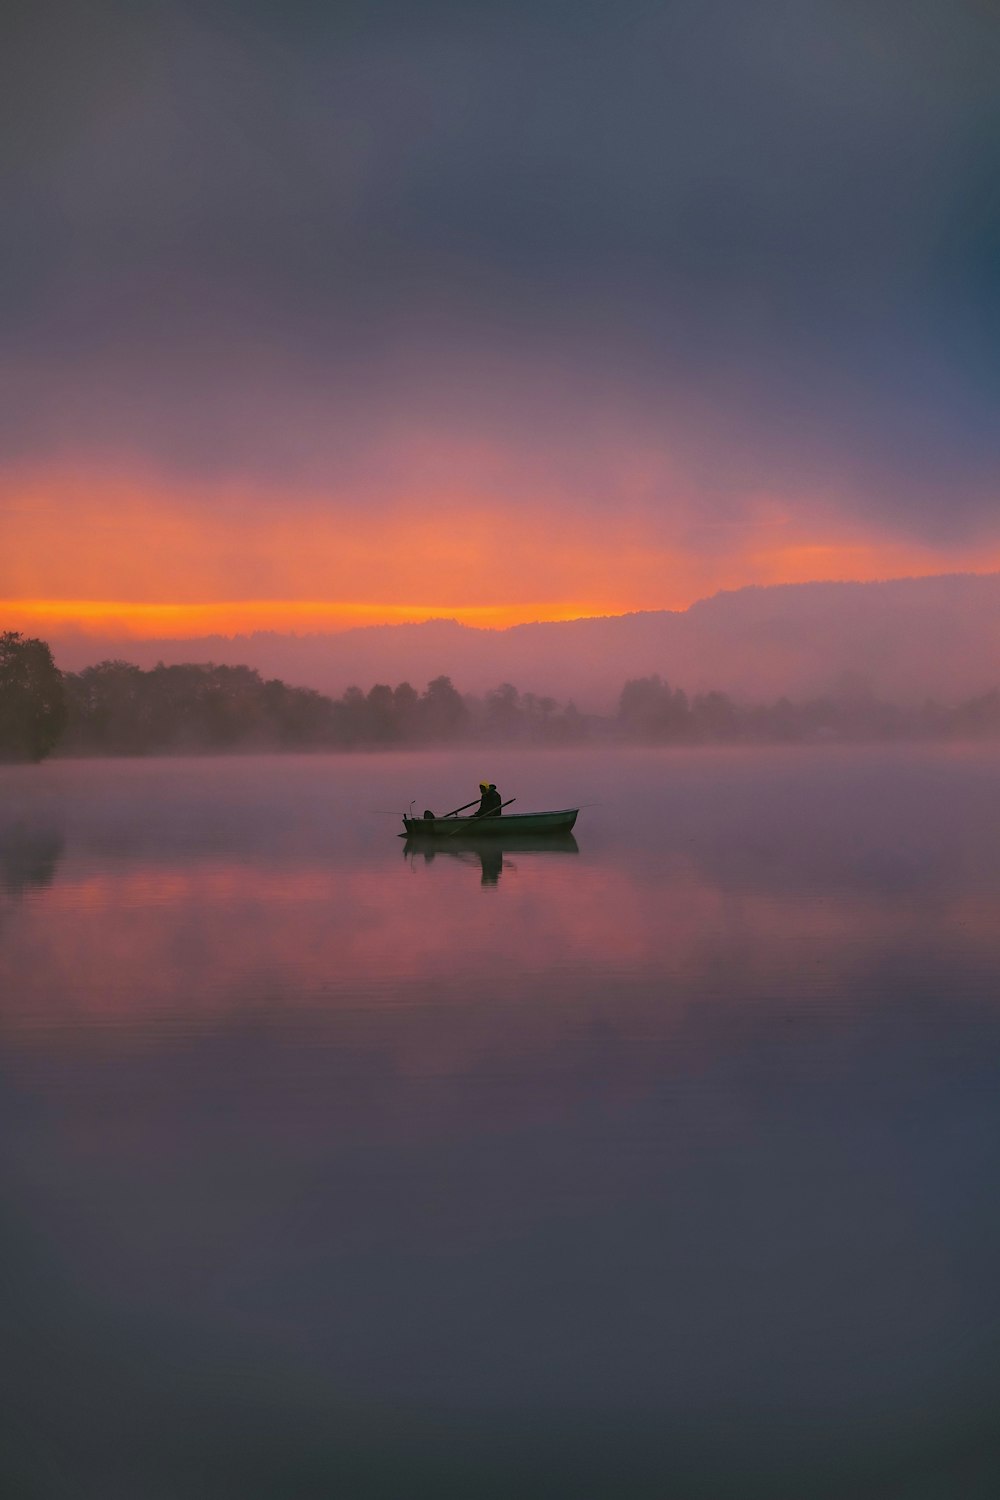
[3,0,999,637]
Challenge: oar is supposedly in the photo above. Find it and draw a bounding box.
[445,797,515,835]
[441,797,481,819]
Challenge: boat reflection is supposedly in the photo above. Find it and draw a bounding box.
[404,832,579,886]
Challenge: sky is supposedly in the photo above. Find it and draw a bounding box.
[3,0,999,640]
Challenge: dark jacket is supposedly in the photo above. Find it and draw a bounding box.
[473,785,503,817]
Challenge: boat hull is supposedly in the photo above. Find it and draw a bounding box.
[402,808,578,837]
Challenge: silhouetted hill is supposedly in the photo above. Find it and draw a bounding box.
[48,573,1000,709]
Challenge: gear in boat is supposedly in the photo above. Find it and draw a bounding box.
[401,783,578,837]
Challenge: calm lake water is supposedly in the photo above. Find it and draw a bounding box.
[3,746,1000,1498]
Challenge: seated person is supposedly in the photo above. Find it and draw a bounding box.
[472,781,503,817]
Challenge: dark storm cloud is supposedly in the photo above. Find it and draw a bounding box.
[3,0,999,535]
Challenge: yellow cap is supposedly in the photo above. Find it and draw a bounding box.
[479,780,489,788]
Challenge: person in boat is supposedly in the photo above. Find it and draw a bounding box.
[472,780,503,817]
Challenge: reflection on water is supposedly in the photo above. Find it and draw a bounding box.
[0,820,64,897]
[2,748,1000,1497]
[404,831,579,885]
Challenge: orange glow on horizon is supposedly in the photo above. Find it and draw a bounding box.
[0,597,621,637]
[3,462,1000,640]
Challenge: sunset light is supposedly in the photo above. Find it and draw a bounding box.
[5,2,1000,1491]
[1,596,615,637]
[6,464,1000,650]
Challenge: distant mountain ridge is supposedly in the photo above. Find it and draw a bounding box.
[47,573,1000,709]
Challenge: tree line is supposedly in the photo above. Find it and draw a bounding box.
[614,672,1000,743]
[3,631,1000,761]
[54,662,588,753]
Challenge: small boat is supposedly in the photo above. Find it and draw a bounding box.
[401,808,579,837]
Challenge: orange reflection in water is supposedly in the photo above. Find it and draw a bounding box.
[5,846,998,1089]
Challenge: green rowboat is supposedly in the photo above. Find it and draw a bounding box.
[401,808,578,837]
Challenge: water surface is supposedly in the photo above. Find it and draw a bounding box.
[3,747,1000,1497]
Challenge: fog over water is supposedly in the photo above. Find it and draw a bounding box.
[3,747,1000,1497]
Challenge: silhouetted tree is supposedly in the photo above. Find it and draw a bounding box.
[691,690,739,741]
[334,686,367,746]
[949,688,1000,738]
[484,682,523,739]
[618,675,693,741]
[751,696,801,742]
[523,692,565,742]
[392,682,420,740]
[64,659,339,752]
[0,632,67,761]
[262,676,334,745]
[362,684,396,743]
[50,649,1000,755]
[419,675,469,741]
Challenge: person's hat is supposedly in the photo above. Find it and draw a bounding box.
[479,780,489,788]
